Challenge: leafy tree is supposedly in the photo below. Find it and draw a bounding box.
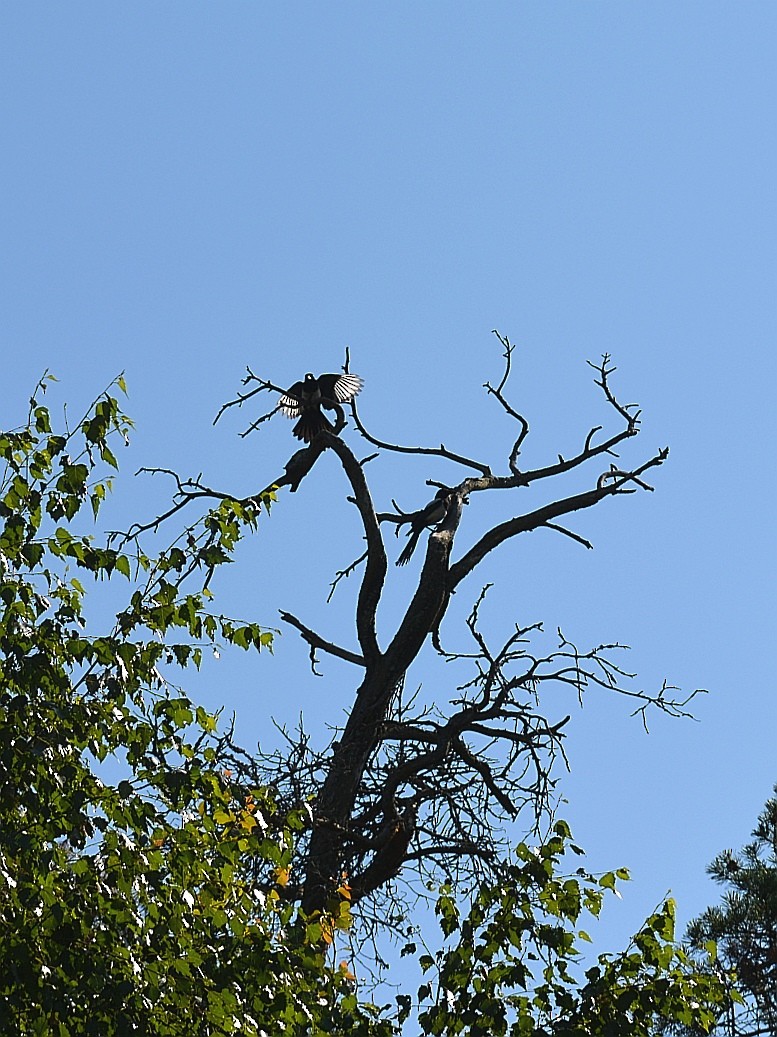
[0,376,391,1035]
[685,787,777,1036]
[415,821,725,1036]
[0,348,729,1034]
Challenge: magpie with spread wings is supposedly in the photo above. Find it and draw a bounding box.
[279,372,364,443]
[396,489,452,567]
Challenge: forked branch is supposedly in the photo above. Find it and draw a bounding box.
[120,338,690,925]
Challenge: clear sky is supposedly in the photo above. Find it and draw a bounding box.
[2,0,775,984]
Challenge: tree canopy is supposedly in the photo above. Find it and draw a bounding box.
[0,353,729,1034]
[684,787,777,1036]
[0,377,389,1034]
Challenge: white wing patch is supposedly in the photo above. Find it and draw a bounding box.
[278,384,303,418]
[331,374,364,403]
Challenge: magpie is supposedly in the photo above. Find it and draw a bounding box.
[396,489,451,567]
[279,372,364,443]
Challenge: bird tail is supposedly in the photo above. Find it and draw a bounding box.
[396,529,421,567]
[293,410,334,443]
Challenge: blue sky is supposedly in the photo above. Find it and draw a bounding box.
[3,0,776,986]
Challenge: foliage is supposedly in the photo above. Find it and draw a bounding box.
[0,376,392,1035]
[0,372,730,1037]
[684,786,777,1036]
[412,821,727,1037]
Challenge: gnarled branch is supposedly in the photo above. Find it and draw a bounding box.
[279,610,365,670]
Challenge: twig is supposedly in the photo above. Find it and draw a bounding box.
[485,331,530,473]
[587,354,641,431]
[349,399,492,477]
[239,404,282,438]
[213,368,289,426]
[279,610,365,668]
[542,522,594,550]
[328,550,369,603]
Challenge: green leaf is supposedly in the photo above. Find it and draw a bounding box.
[34,406,52,433]
[100,443,119,470]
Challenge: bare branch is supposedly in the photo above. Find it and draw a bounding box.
[279,610,365,669]
[349,398,493,477]
[453,736,518,817]
[484,330,530,474]
[597,460,664,492]
[213,367,289,426]
[377,722,442,746]
[449,448,668,591]
[327,550,369,603]
[238,404,283,438]
[404,842,496,865]
[587,353,642,430]
[543,522,594,550]
[109,468,268,548]
[323,433,386,665]
[124,335,692,928]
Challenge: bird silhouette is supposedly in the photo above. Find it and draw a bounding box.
[396,490,451,566]
[279,372,363,442]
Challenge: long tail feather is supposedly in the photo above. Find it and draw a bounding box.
[396,529,421,566]
[293,410,334,443]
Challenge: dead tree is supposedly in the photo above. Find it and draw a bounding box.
[119,332,701,920]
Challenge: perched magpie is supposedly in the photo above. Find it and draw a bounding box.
[396,490,451,567]
[279,372,364,443]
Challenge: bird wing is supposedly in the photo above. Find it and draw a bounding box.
[316,373,364,407]
[418,496,449,527]
[279,380,305,418]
